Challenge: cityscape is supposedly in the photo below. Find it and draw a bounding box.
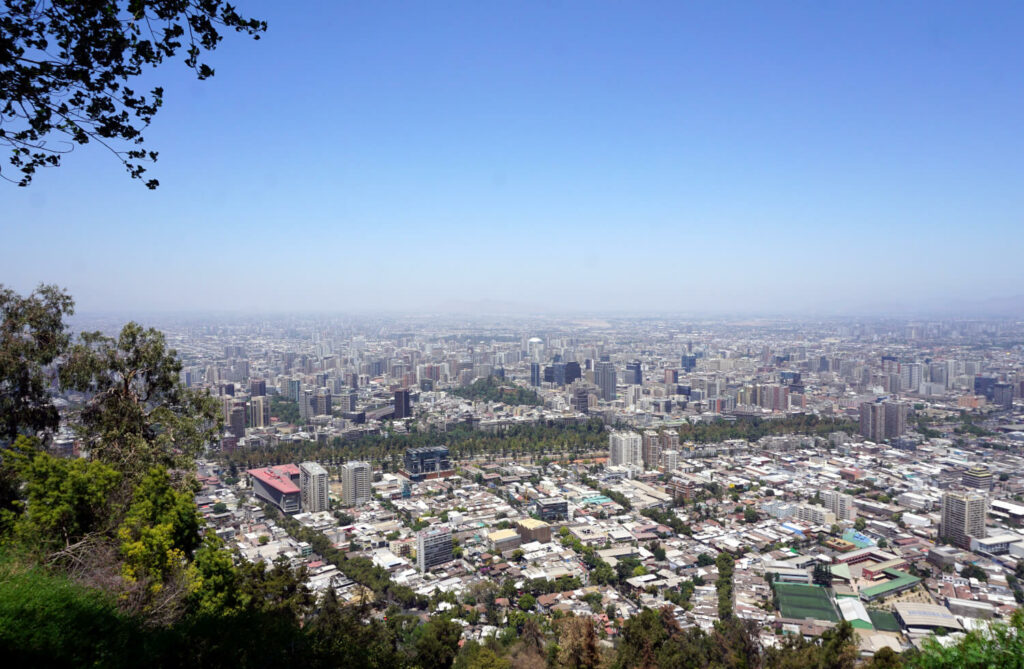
[4,1,1024,667]
[60,312,1024,662]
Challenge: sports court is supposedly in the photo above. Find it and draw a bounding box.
[774,583,839,622]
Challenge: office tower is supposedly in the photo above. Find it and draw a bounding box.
[530,362,541,387]
[553,362,567,386]
[344,389,358,412]
[312,388,332,416]
[822,490,855,521]
[974,376,997,401]
[928,363,948,388]
[883,401,908,439]
[249,395,270,428]
[564,361,582,385]
[394,389,412,419]
[940,492,987,549]
[859,401,886,441]
[680,354,697,372]
[594,358,616,401]
[994,383,1014,409]
[341,461,371,506]
[963,467,994,491]
[900,363,923,393]
[228,402,246,438]
[625,360,642,385]
[299,461,330,513]
[664,369,678,384]
[402,446,453,481]
[760,384,789,412]
[249,379,267,396]
[641,430,661,470]
[416,526,454,572]
[609,431,642,467]
[571,386,590,414]
[288,378,302,402]
[299,389,314,421]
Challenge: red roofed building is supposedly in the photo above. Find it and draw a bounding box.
[250,464,302,514]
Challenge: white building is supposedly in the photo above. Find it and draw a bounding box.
[609,431,642,467]
[341,461,371,507]
[299,461,329,513]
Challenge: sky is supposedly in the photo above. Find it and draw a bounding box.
[4,1,1024,316]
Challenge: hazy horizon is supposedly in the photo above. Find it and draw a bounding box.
[5,1,1023,315]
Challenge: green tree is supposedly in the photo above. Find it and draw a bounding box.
[117,467,202,594]
[0,284,74,441]
[0,0,266,187]
[7,437,122,554]
[60,322,221,479]
[413,618,462,669]
[518,593,536,611]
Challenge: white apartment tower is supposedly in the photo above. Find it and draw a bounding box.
[341,461,371,507]
[298,461,330,513]
[609,431,642,467]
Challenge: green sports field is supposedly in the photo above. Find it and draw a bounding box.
[773,583,839,622]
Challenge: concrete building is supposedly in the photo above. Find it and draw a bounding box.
[516,518,552,543]
[822,490,856,522]
[416,526,454,572]
[298,461,329,513]
[609,431,642,467]
[341,461,371,507]
[488,528,522,553]
[536,497,568,521]
[250,464,301,514]
[940,491,987,549]
[962,467,994,491]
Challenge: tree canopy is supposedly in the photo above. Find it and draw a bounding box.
[1,0,265,187]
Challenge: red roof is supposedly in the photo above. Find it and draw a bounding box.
[250,465,300,494]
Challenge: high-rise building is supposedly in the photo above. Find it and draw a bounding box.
[974,376,997,401]
[641,430,661,470]
[994,383,1014,409]
[963,467,994,491]
[594,358,616,401]
[394,389,412,419]
[299,461,329,513]
[416,526,454,572]
[883,401,908,439]
[571,386,590,414]
[940,491,987,549]
[250,379,267,396]
[564,361,582,385]
[341,461,371,506]
[609,431,642,467]
[249,395,270,428]
[900,363,923,393]
[822,490,855,521]
[859,401,883,441]
[530,362,541,387]
[860,401,906,441]
[553,362,567,386]
[661,449,680,472]
[625,361,642,386]
[680,354,697,372]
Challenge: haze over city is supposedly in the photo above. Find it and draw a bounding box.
[5,1,1024,315]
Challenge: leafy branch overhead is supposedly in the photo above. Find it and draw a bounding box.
[0,0,266,188]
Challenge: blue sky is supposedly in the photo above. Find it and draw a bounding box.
[4,1,1023,315]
